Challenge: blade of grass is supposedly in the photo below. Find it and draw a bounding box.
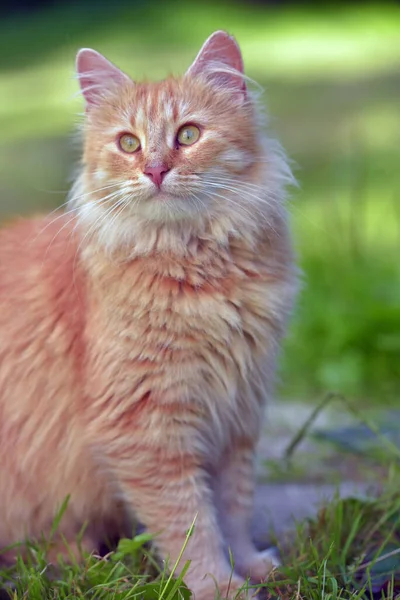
[49,495,70,540]
[164,560,191,600]
[158,514,197,600]
[283,393,337,461]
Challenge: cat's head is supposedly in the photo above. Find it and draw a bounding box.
[72,31,290,254]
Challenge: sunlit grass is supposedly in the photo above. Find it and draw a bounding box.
[4,472,400,598]
[280,131,400,402]
[0,2,399,140]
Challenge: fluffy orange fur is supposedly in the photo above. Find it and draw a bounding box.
[0,32,298,599]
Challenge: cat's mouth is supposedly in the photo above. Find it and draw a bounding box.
[137,187,207,222]
[147,187,191,203]
[147,189,175,202]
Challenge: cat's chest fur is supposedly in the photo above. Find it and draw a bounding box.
[85,238,283,451]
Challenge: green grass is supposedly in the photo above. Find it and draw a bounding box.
[0,2,399,140]
[280,152,400,403]
[273,490,400,600]
[0,534,191,599]
[0,1,399,405]
[3,490,400,599]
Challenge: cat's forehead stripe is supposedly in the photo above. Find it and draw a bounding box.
[122,87,198,148]
[163,100,174,121]
[133,106,146,130]
[121,109,132,131]
[178,100,190,116]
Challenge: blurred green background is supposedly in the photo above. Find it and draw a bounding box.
[0,1,399,405]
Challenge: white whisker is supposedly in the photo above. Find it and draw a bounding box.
[205,174,264,192]
[32,183,123,245]
[68,182,122,206]
[201,188,264,226]
[39,188,126,261]
[205,181,273,209]
[72,194,127,277]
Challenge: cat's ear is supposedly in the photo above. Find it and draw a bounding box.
[76,49,130,108]
[186,31,246,98]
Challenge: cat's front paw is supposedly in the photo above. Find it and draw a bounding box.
[236,547,280,582]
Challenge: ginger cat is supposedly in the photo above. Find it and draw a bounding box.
[0,31,298,599]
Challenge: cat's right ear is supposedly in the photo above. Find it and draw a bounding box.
[186,31,246,99]
[76,49,130,109]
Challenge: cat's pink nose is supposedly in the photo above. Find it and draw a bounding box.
[143,164,170,188]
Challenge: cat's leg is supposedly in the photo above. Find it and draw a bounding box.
[215,443,280,582]
[116,453,251,600]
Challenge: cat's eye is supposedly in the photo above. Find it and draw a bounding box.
[118,133,141,153]
[177,125,200,146]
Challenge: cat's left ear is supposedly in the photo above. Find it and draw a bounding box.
[76,48,130,109]
[186,31,246,99]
